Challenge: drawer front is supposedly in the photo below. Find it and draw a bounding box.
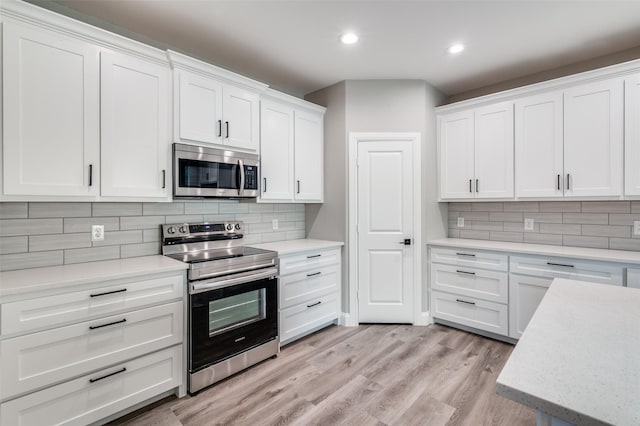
[430,247,508,272]
[627,268,640,289]
[280,292,339,344]
[510,256,624,285]
[1,273,184,336]
[280,265,340,309]
[0,345,182,426]
[279,248,341,276]
[0,301,182,400]
[431,290,508,336]
[430,264,508,304]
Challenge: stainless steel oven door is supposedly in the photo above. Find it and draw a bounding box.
[173,143,259,198]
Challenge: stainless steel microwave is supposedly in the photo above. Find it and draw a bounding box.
[173,143,259,198]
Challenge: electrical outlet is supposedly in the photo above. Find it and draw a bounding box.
[524,218,535,231]
[92,225,105,242]
[457,217,464,228]
[272,219,278,230]
[634,221,640,236]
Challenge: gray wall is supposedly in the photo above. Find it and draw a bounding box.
[448,201,640,251]
[306,80,447,315]
[0,201,305,272]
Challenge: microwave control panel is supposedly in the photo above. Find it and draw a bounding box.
[244,165,258,190]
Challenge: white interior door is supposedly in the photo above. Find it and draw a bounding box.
[357,140,414,323]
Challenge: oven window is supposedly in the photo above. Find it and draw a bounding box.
[208,289,266,336]
[179,159,239,189]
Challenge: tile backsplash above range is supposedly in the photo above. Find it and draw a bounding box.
[448,201,640,251]
[0,201,305,271]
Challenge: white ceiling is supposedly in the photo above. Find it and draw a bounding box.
[49,0,640,97]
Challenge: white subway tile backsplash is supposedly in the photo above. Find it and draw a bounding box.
[609,214,640,226]
[503,202,539,212]
[631,202,640,214]
[286,230,306,240]
[143,228,162,243]
[184,202,221,215]
[0,203,28,219]
[489,212,523,222]
[234,214,263,224]
[458,212,490,221]
[581,225,630,238]
[120,242,161,258]
[0,251,63,271]
[273,204,297,212]
[64,217,119,233]
[448,228,460,238]
[609,238,640,251]
[0,219,63,236]
[64,246,120,264]
[202,214,236,222]
[219,203,250,214]
[472,202,504,212]
[29,203,91,218]
[581,201,630,213]
[538,223,581,235]
[459,229,490,240]
[248,204,275,213]
[93,230,143,247]
[30,233,91,252]
[143,202,184,216]
[165,215,204,224]
[120,215,165,230]
[0,236,28,255]
[523,233,563,246]
[562,235,609,249]
[490,231,523,243]
[471,221,503,231]
[527,213,563,224]
[92,203,142,217]
[562,213,608,225]
[539,201,581,213]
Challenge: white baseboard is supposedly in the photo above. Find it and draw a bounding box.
[340,312,358,327]
[413,311,433,326]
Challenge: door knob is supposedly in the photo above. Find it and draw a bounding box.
[398,239,412,245]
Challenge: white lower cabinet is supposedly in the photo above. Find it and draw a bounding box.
[277,247,341,345]
[431,290,508,336]
[0,345,182,426]
[508,274,552,339]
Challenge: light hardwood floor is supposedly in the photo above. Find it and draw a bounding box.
[110,324,534,426]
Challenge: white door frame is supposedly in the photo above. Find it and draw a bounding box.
[347,132,423,326]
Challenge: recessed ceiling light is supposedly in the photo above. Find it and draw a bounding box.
[448,43,465,54]
[340,33,359,45]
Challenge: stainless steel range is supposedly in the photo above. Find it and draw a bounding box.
[162,221,279,394]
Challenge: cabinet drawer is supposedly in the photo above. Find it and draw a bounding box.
[627,268,640,289]
[280,265,339,309]
[0,345,182,426]
[280,292,339,344]
[430,247,508,271]
[1,273,184,336]
[431,290,508,336]
[510,256,623,285]
[430,264,508,304]
[0,301,182,400]
[279,248,341,276]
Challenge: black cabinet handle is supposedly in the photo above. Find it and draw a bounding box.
[90,288,126,298]
[89,367,126,383]
[89,318,126,330]
[162,170,166,189]
[456,270,476,275]
[455,252,476,257]
[469,179,472,193]
[225,121,230,139]
[307,254,321,259]
[307,301,322,308]
[567,173,570,190]
[547,262,574,268]
[557,174,560,191]
[89,164,93,187]
[307,272,321,277]
[297,180,301,194]
[218,120,222,137]
[475,179,479,193]
[263,177,267,192]
[456,299,476,305]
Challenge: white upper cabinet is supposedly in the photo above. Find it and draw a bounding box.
[625,74,640,196]
[260,100,295,201]
[563,78,623,197]
[294,110,324,202]
[474,102,514,199]
[168,51,267,153]
[439,111,474,199]
[515,91,564,198]
[258,90,325,203]
[100,51,171,199]
[439,103,513,200]
[2,20,100,198]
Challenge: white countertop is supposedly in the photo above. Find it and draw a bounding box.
[250,239,343,255]
[496,279,640,426]
[0,255,187,300]
[428,238,640,265]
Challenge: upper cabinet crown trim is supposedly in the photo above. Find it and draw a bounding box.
[436,58,640,115]
[0,0,169,65]
[262,88,326,114]
[167,50,268,93]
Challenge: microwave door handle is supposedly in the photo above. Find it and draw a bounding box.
[238,159,245,196]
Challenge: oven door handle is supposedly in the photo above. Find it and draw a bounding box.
[190,267,278,294]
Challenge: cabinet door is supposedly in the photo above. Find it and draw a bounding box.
[515,92,564,198]
[508,274,552,339]
[260,100,294,201]
[294,110,324,202]
[222,85,260,151]
[100,51,171,198]
[625,74,640,196]
[2,21,99,197]
[564,79,623,197]
[438,111,474,199]
[474,102,514,199]
[178,71,223,144]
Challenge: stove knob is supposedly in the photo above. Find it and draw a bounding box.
[167,226,176,235]
[179,226,187,234]
[235,223,241,230]
[226,224,233,231]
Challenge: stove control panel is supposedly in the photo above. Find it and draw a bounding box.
[162,221,244,240]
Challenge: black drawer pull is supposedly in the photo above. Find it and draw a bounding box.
[546,262,574,268]
[455,252,476,257]
[89,318,126,330]
[307,301,322,308]
[307,254,322,259]
[456,270,476,275]
[90,288,127,298]
[89,367,126,383]
[307,272,321,277]
[455,299,476,305]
